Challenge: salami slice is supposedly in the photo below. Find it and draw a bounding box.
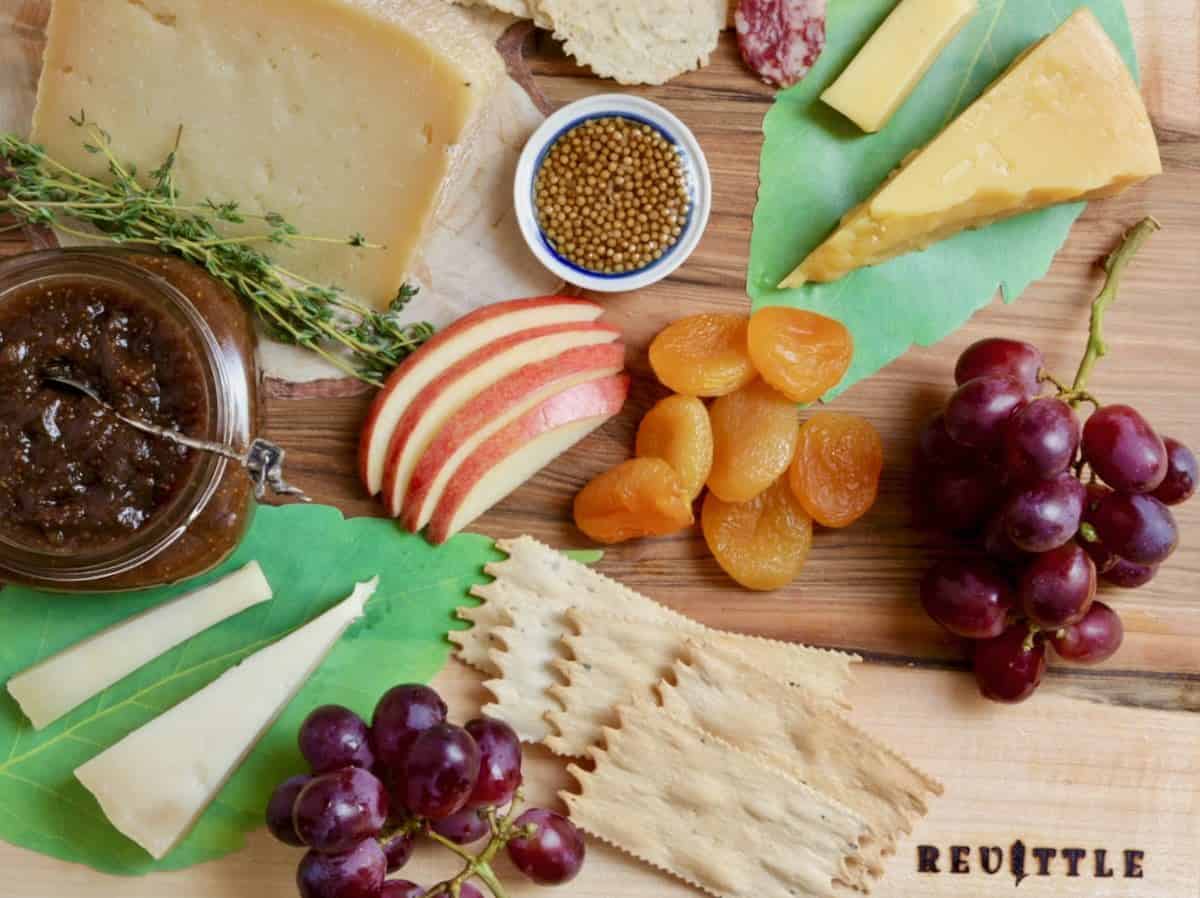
[735,0,828,88]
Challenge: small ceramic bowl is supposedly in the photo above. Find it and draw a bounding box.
[514,94,712,293]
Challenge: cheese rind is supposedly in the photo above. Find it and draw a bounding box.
[783,8,1161,288]
[7,562,273,731]
[820,0,977,133]
[31,0,503,309]
[74,578,378,860]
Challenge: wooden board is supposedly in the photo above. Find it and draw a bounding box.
[2,1,1199,896]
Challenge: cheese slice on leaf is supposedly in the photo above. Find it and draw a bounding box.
[75,578,378,860]
[7,562,273,731]
[782,8,1161,288]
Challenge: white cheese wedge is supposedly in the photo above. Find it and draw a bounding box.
[75,577,379,860]
[31,0,504,309]
[7,562,273,731]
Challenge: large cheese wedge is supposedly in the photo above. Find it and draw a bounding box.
[382,322,622,517]
[427,374,630,544]
[7,563,272,731]
[360,297,603,496]
[782,8,1161,288]
[75,578,378,860]
[31,0,503,309]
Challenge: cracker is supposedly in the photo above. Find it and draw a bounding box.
[454,536,856,742]
[448,0,553,29]
[563,700,871,898]
[540,0,726,86]
[662,641,943,877]
[545,608,850,756]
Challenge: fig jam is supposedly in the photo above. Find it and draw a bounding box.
[0,279,208,551]
[0,250,258,591]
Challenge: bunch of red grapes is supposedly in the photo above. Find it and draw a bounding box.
[266,684,585,898]
[917,338,1197,703]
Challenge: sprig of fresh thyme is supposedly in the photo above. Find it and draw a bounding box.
[0,115,433,385]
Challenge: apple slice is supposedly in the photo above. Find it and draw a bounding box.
[401,342,627,532]
[359,296,602,495]
[382,322,621,517]
[426,374,630,544]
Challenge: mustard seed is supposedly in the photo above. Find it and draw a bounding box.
[535,116,690,274]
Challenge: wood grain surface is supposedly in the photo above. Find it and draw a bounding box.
[2,1,1199,896]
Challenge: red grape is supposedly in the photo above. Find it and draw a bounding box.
[381,829,415,872]
[427,885,483,898]
[983,512,1025,562]
[297,839,386,898]
[300,706,374,774]
[1081,405,1167,494]
[507,809,586,886]
[973,625,1047,704]
[371,685,448,772]
[917,413,972,468]
[1079,534,1117,575]
[431,807,490,845]
[1003,472,1086,552]
[380,882,424,898]
[1102,557,1158,588]
[1003,397,1081,482]
[928,468,1002,533]
[1019,543,1096,629]
[464,717,522,809]
[920,560,1014,639]
[945,376,1027,449]
[1051,602,1123,664]
[1090,491,1178,565]
[294,768,389,854]
[266,774,311,847]
[1151,437,1197,505]
[954,338,1044,396]
[404,724,481,820]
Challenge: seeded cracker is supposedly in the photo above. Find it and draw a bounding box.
[663,640,944,878]
[563,701,871,898]
[451,536,856,742]
[539,0,727,86]
[544,608,850,756]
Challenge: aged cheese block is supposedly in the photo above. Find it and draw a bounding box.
[7,562,273,731]
[782,8,1161,288]
[820,0,977,133]
[31,0,503,309]
[75,578,377,860]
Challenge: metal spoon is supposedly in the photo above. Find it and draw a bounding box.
[43,371,311,503]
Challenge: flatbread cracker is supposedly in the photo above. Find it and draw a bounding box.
[544,608,850,756]
[563,701,871,898]
[540,0,726,85]
[452,536,856,741]
[662,641,943,876]
[448,0,553,29]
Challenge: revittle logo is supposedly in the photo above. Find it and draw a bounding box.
[917,842,1145,886]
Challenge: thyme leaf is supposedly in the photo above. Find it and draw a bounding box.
[0,117,434,386]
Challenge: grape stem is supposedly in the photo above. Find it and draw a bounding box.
[420,795,532,898]
[1065,217,1161,404]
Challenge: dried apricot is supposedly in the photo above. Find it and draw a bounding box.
[574,458,694,544]
[702,478,813,591]
[747,307,853,403]
[707,378,800,503]
[635,395,713,501]
[649,314,756,397]
[789,411,883,528]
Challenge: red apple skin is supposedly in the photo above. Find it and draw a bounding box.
[358,296,602,495]
[381,322,622,516]
[401,342,627,532]
[426,374,631,544]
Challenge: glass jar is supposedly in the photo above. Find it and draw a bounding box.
[0,248,259,591]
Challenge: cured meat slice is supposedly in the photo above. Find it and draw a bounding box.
[735,0,827,88]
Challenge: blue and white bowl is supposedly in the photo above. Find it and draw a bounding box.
[514,94,712,293]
